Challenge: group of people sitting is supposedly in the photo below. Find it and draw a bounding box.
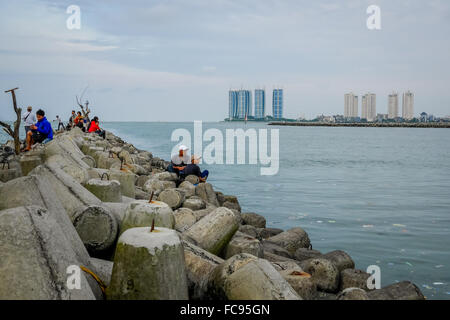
[67,110,105,139]
[20,105,106,152]
[167,145,209,185]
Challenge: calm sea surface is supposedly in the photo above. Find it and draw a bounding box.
[2,121,450,299]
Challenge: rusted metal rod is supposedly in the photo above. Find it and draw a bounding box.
[150,218,155,233]
[148,191,154,203]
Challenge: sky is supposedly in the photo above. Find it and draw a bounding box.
[0,0,449,121]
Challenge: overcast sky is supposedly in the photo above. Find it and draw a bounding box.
[0,0,449,121]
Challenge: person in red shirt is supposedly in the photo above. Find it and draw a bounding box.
[88,116,106,139]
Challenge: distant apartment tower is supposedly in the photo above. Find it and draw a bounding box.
[272,89,283,119]
[237,90,252,119]
[402,91,414,120]
[254,89,265,119]
[361,93,376,121]
[228,90,239,119]
[344,93,358,118]
[388,92,399,119]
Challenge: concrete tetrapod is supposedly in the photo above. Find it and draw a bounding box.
[0,206,96,300]
[29,164,102,218]
[107,227,189,300]
[224,232,264,259]
[337,288,369,300]
[266,227,311,256]
[0,175,92,268]
[182,240,224,300]
[210,253,301,300]
[184,207,240,255]
[299,258,340,293]
[120,200,175,235]
[84,178,122,203]
[195,183,220,207]
[109,169,136,198]
[158,188,185,209]
[71,205,119,257]
[367,281,425,300]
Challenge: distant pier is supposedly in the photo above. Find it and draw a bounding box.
[268,122,450,128]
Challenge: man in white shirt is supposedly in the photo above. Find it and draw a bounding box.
[168,145,190,175]
[22,106,36,134]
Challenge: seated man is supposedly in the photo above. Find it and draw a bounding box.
[167,145,190,176]
[88,116,106,139]
[183,155,209,183]
[24,109,53,151]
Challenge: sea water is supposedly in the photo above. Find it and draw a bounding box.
[2,121,449,299]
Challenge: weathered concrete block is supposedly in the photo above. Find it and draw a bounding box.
[266,227,311,255]
[294,248,323,261]
[223,201,241,212]
[263,251,301,265]
[224,232,264,259]
[72,205,119,256]
[216,191,225,206]
[0,206,96,300]
[222,195,241,212]
[367,281,425,300]
[337,287,369,300]
[153,171,178,181]
[121,196,135,203]
[120,200,175,234]
[109,169,136,198]
[210,253,301,300]
[241,212,266,228]
[182,240,224,300]
[142,178,175,195]
[158,188,185,209]
[117,150,133,165]
[258,227,284,239]
[134,187,150,200]
[135,175,150,188]
[192,205,217,221]
[322,250,355,272]
[95,151,121,169]
[0,168,22,182]
[178,180,196,197]
[300,258,340,293]
[185,175,199,185]
[195,183,219,207]
[28,164,101,218]
[174,207,197,232]
[184,207,240,255]
[84,178,122,203]
[238,224,259,238]
[262,240,293,259]
[100,202,128,223]
[340,268,372,291]
[19,155,42,176]
[45,154,90,184]
[0,174,93,267]
[107,227,189,300]
[182,197,206,211]
[279,268,317,300]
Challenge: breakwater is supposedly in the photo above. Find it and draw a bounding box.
[269,122,450,128]
[0,128,426,300]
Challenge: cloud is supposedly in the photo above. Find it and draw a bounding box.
[0,0,449,121]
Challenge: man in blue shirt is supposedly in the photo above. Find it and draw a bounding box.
[24,109,53,152]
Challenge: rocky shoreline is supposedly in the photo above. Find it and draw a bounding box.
[0,128,426,300]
